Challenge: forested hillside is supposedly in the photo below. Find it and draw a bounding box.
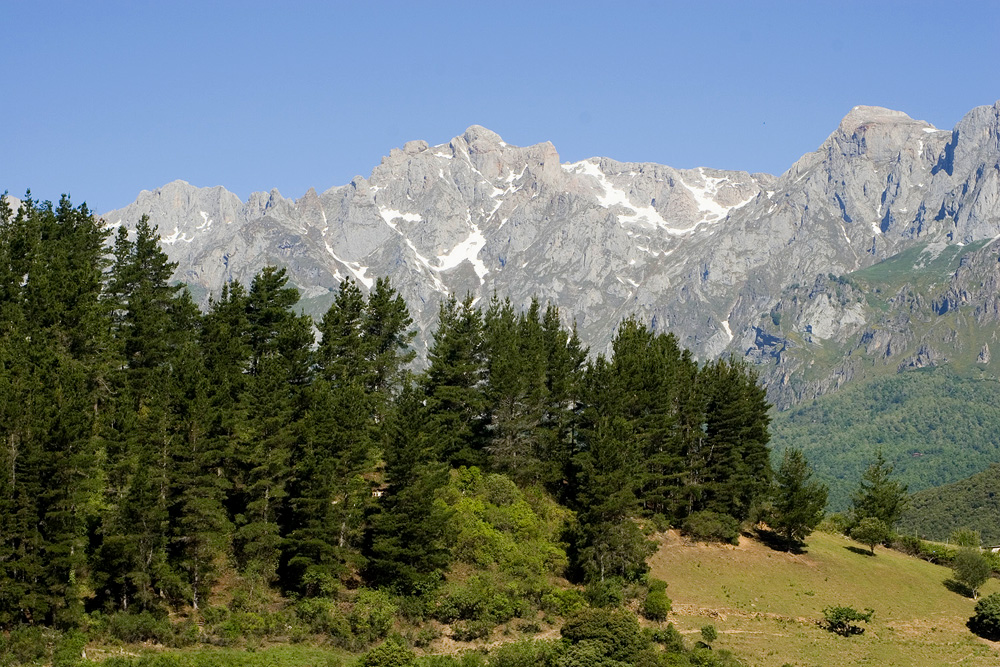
[0,196,772,666]
[900,464,1000,544]
[769,369,1000,510]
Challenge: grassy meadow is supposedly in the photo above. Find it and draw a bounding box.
[649,529,1000,666]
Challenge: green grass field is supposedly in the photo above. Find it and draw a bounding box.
[649,530,1000,666]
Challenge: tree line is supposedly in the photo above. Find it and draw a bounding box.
[0,195,775,630]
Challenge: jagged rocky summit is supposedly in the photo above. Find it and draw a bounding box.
[102,101,1000,402]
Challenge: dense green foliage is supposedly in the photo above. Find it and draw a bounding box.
[850,518,891,555]
[770,369,1000,510]
[849,451,908,530]
[768,448,828,545]
[821,605,873,636]
[968,592,1000,640]
[952,549,992,599]
[900,464,1000,544]
[0,194,774,667]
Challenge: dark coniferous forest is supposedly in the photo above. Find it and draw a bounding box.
[0,196,772,659]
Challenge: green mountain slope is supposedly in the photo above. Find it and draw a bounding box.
[770,368,1000,511]
[899,464,1000,544]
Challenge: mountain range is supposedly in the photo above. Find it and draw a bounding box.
[102,100,1000,408]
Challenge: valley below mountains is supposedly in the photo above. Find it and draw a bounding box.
[104,100,1000,413]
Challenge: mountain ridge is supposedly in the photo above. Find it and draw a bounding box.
[100,100,1000,401]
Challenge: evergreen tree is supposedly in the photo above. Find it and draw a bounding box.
[695,359,772,522]
[364,387,452,593]
[483,296,548,481]
[95,217,190,612]
[769,448,828,546]
[850,450,908,529]
[230,267,313,591]
[422,294,487,467]
[0,195,111,627]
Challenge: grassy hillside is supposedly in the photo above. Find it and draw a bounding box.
[769,368,1000,510]
[650,530,1000,667]
[900,464,1000,544]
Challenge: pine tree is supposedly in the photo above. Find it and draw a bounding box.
[695,359,772,522]
[769,448,828,546]
[230,267,313,592]
[0,195,111,626]
[364,387,452,593]
[850,450,908,529]
[422,294,487,467]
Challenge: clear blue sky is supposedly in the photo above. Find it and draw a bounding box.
[3,1,1000,214]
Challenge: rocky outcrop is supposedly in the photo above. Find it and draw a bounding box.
[102,101,1000,402]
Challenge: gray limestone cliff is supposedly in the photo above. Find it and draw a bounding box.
[100,101,1000,402]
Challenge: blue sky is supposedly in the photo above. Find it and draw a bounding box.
[3,1,1000,213]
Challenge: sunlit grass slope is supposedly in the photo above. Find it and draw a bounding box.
[649,530,1000,667]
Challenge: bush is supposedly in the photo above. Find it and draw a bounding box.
[560,608,648,663]
[646,623,685,652]
[951,528,981,548]
[107,611,173,644]
[641,591,671,622]
[433,575,525,625]
[584,578,625,608]
[540,589,586,617]
[350,589,399,645]
[361,638,417,667]
[700,625,718,645]
[681,511,740,545]
[296,597,351,639]
[969,592,1000,640]
[822,605,873,635]
[646,578,668,594]
[818,512,851,535]
[488,639,559,667]
[451,620,493,642]
[0,625,51,665]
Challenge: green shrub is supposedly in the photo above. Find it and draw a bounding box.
[951,528,981,548]
[52,630,88,667]
[700,624,718,644]
[108,611,172,644]
[818,512,851,535]
[0,625,51,665]
[646,623,685,652]
[555,641,629,667]
[433,575,524,625]
[583,578,624,608]
[822,605,873,635]
[411,626,441,648]
[420,656,462,667]
[681,511,741,545]
[296,597,351,640]
[350,589,399,645]
[540,589,586,617]
[488,639,558,667]
[969,592,1000,640]
[646,578,668,594]
[560,608,648,663]
[361,638,417,667]
[641,591,671,622]
[451,620,493,642]
[893,534,924,556]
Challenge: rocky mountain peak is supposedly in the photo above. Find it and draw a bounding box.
[837,105,918,132]
[102,100,1000,395]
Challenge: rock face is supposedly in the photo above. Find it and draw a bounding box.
[102,101,1000,394]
